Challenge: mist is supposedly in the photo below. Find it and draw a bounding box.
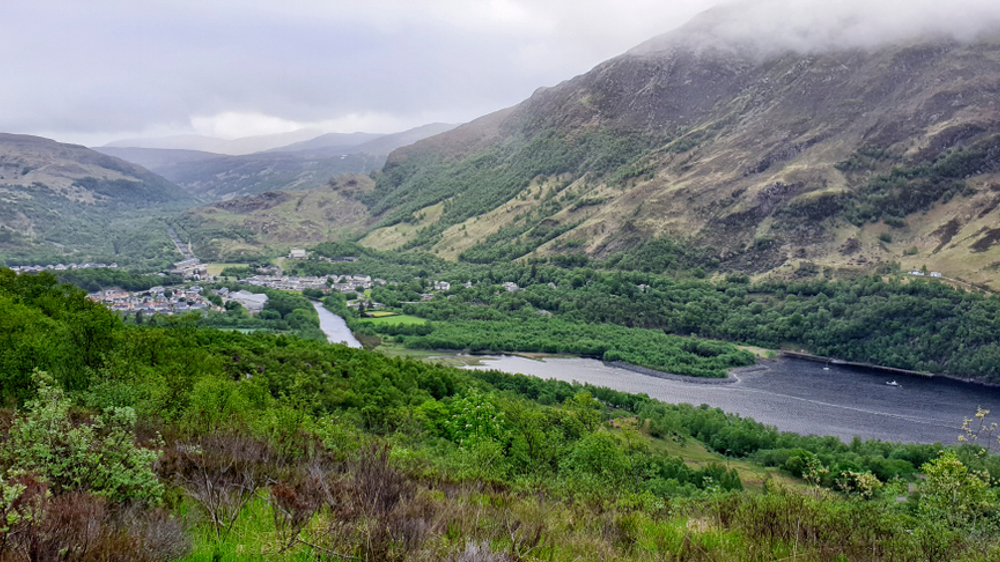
[633,0,1000,57]
[4,0,1000,144]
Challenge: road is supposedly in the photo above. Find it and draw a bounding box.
[165,224,196,261]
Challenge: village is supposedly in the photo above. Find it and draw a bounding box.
[84,272,407,316]
[87,285,225,315]
[7,262,118,273]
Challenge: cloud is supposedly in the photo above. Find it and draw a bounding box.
[634,0,1000,56]
[0,0,731,144]
[3,0,999,145]
[190,112,307,139]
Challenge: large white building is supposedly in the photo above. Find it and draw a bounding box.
[228,290,269,313]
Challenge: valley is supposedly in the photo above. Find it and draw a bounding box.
[7,4,1000,560]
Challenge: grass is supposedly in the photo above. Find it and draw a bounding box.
[358,314,428,326]
[203,263,248,276]
[368,310,398,318]
[373,344,490,368]
[737,345,776,358]
[360,202,446,251]
[181,496,316,562]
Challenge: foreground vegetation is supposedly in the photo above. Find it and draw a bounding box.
[5,269,1000,561]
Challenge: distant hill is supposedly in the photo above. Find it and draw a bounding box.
[173,175,375,262]
[0,133,194,267]
[103,123,460,202]
[92,147,223,171]
[358,19,1000,288]
[140,150,385,202]
[102,129,324,155]
[265,132,384,153]
[270,123,457,155]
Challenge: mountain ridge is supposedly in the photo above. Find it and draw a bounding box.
[101,123,463,202]
[360,30,1000,287]
[102,129,325,155]
[0,133,194,266]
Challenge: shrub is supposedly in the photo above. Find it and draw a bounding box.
[0,371,162,504]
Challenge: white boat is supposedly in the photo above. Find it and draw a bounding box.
[886,380,901,387]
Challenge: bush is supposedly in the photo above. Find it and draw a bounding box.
[0,371,162,504]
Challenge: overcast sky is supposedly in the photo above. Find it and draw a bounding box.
[3,0,999,146]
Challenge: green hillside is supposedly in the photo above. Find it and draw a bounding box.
[359,34,1000,288]
[0,133,196,268]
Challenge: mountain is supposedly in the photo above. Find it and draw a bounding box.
[271,123,458,156]
[92,147,223,171]
[172,175,374,262]
[103,124,460,203]
[137,150,385,202]
[0,133,195,266]
[359,23,1000,288]
[102,129,324,155]
[266,132,384,153]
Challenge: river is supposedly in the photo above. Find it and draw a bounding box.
[459,355,1000,444]
[311,301,362,348]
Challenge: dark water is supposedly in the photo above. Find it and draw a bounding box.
[462,355,1000,444]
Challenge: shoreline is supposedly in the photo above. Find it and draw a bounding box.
[604,360,747,385]
[437,349,748,384]
[780,350,1000,389]
[397,344,1000,392]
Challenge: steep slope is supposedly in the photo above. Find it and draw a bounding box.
[362,25,1000,287]
[0,133,195,266]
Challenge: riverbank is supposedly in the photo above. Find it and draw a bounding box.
[604,360,742,384]
[409,349,736,383]
[780,351,933,378]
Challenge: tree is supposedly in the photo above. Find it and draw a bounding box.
[919,451,994,531]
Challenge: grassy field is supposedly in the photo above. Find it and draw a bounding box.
[368,310,398,318]
[359,314,428,325]
[737,345,777,358]
[204,263,248,276]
